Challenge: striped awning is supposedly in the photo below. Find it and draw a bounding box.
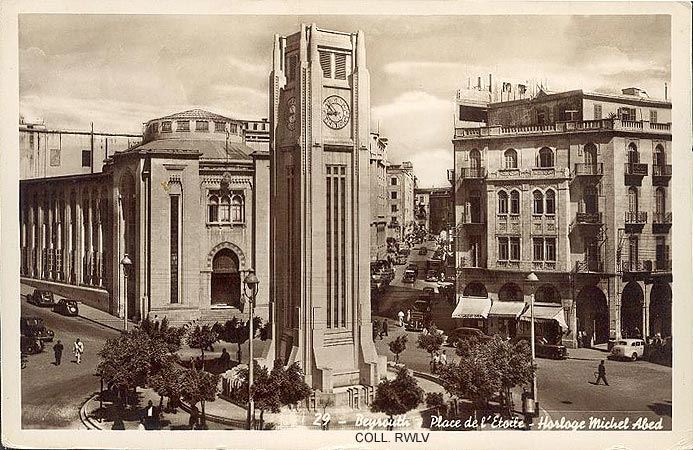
[452,295,492,319]
[520,302,568,330]
[489,301,527,318]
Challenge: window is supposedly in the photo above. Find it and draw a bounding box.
[391,177,397,186]
[545,190,556,214]
[533,191,544,214]
[81,150,91,168]
[151,122,159,133]
[504,149,518,169]
[655,188,665,215]
[214,121,226,132]
[510,191,520,214]
[176,120,190,132]
[334,53,347,80]
[219,196,231,222]
[288,54,298,82]
[196,120,209,132]
[231,195,244,222]
[653,144,665,166]
[538,147,554,167]
[498,238,509,260]
[50,148,60,167]
[319,51,332,78]
[533,238,544,261]
[498,191,508,214]
[619,107,636,121]
[649,110,657,124]
[161,121,172,132]
[509,237,520,261]
[594,104,602,120]
[545,238,556,261]
[628,187,638,213]
[391,191,398,200]
[627,143,639,164]
[208,195,219,222]
[253,123,258,130]
[391,205,398,213]
[629,236,639,263]
[170,195,180,304]
[537,110,547,125]
[469,149,481,169]
[230,123,238,134]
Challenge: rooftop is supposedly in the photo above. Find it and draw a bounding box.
[149,109,239,123]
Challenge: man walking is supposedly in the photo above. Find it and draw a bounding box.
[397,310,405,327]
[53,340,64,366]
[595,360,609,386]
[381,319,389,339]
[73,338,84,364]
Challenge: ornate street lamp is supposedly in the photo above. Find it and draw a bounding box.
[525,272,539,417]
[243,269,260,430]
[120,254,133,331]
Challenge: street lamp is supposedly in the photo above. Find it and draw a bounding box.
[525,272,539,417]
[120,254,133,331]
[243,269,260,430]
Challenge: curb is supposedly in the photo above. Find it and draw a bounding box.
[77,313,127,334]
[79,393,105,430]
[178,400,246,429]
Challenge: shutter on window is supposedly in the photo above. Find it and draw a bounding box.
[334,53,346,80]
[319,51,331,78]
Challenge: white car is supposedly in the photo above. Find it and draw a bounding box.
[611,338,645,361]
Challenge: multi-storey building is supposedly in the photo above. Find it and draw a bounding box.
[369,132,389,261]
[387,161,416,241]
[416,187,454,236]
[414,188,430,230]
[453,87,672,348]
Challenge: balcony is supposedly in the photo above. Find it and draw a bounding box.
[458,213,485,227]
[572,162,603,178]
[653,259,672,272]
[652,164,672,185]
[459,167,486,179]
[574,259,604,273]
[625,211,647,227]
[652,211,672,233]
[624,162,648,177]
[621,260,652,273]
[569,212,602,234]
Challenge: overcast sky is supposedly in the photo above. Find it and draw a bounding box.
[19,14,670,187]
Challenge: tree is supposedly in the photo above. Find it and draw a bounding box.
[425,392,446,419]
[186,324,219,369]
[370,367,424,430]
[388,335,408,364]
[149,361,185,412]
[485,337,534,414]
[180,366,219,428]
[250,364,281,430]
[218,317,264,363]
[416,326,445,365]
[273,361,311,409]
[141,316,185,353]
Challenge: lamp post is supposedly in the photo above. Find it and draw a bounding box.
[525,272,539,416]
[120,254,132,331]
[243,269,260,430]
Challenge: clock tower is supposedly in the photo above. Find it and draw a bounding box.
[269,24,385,403]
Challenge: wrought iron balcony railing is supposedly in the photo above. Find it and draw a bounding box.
[653,259,672,272]
[625,211,648,224]
[652,164,672,177]
[459,167,486,179]
[574,259,604,273]
[652,212,672,224]
[572,163,603,177]
[621,260,652,273]
[624,163,648,176]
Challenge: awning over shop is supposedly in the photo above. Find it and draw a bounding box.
[489,301,527,318]
[452,295,492,319]
[519,302,568,330]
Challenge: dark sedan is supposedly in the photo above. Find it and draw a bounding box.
[53,299,79,316]
[21,335,44,355]
[20,316,55,342]
[515,336,568,359]
[26,289,56,307]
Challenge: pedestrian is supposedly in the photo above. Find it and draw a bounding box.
[143,399,158,429]
[381,319,389,339]
[137,419,146,431]
[373,319,380,341]
[397,310,405,327]
[73,338,84,364]
[440,350,447,366]
[431,351,440,373]
[188,404,200,430]
[53,339,64,366]
[406,309,411,324]
[595,360,609,386]
[111,417,125,430]
[218,347,231,371]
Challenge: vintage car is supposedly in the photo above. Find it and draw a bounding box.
[514,336,568,359]
[610,338,645,361]
[20,316,54,342]
[21,335,44,355]
[395,254,408,265]
[26,289,56,307]
[425,270,439,282]
[418,247,428,256]
[406,263,419,275]
[398,247,411,257]
[402,269,417,283]
[447,327,493,347]
[53,299,79,316]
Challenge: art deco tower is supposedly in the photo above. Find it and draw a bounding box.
[269,24,384,399]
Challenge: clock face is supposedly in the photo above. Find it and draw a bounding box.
[322,95,350,130]
[286,97,297,130]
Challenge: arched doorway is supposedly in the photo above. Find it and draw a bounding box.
[649,283,671,337]
[621,282,644,338]
[211,248,241,307]
[498,282,523,302]
[576,285,609,345]
[463,282,488,298]
[535,284,560,303]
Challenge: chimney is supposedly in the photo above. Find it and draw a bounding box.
[488,74,492,93]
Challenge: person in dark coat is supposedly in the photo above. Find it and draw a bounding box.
[380,319,389,339]
[53,340,64,365]
[143,399,158,429]
[595,360,609,386]
[218,348,231,371]
[372,319,380,341]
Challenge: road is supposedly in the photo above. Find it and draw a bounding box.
[21,285,119,429]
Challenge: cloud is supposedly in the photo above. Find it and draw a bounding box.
[408,148,453,188]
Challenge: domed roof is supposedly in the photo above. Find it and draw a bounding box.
[151,109,237,122]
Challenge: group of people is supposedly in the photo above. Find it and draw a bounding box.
[52,338,84,366]
[430,349,448,373]
[372,319,389,340]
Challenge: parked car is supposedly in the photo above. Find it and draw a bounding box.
[26,289,56,307]
[398,248,411,257]
[447,327,493,347]
[418,247,428,256]
[20,316,54,342]
[402,269,417,283]
[21,335,44,355]
[514,336,568,359]
[425,270,439,282]
[422,286,436,298]
[395,254,408,265]
[406,263,419,275]
[53,299,79,316]
[610,338,645,361]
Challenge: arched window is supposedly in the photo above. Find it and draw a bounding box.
[653,144,665,166]
[219,195,231,222]
[545,189,556,214]
[469,149,481,169]
[655,188,665,216]
[498,191,508,214]
[583,143,597,165]
[584,186,598,214]
[231,195,245,223]
[538,147,554,167]
[504,149,518,169]
[208,195,219,222]
[510,190,520,214]
[533,190,544,214]
[627,143,639,164]
[628,187,638,213]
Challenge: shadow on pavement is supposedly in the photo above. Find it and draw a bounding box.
[647,401,672,417]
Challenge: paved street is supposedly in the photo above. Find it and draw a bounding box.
[20,285,119,429]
